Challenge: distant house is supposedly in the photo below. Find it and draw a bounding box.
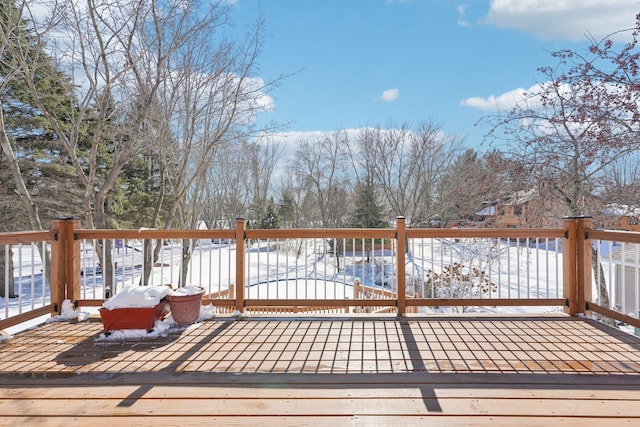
[607,243,640,318]
[476,187,564,228]
[600,204,640,232]
[476,191,640,230]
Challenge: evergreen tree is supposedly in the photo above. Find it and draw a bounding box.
[350,181,387,228]
[277,190,295,228]
[257,199,281,229]
[0,0,83,230]
[106,152,169,229]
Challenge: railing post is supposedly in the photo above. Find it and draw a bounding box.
[235,218,246,313]
[66,218,82,308]
[50,217,82,315]
[396,217,406,316]
[576,216,593,315]
[562,217,578,316]
[50,218,66,315]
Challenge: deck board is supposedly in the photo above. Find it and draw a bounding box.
[1,315,639,425]
[2,396,640,417]
[3,417,638,427]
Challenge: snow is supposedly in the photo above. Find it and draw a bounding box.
[47,299,90,322]
[40,290,219,342]
[169,285,204,297]
[101,285,172,309]
[602,203,640,217]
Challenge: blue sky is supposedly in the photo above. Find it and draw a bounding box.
[230,0,638,150]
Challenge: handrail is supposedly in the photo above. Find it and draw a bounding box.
[406,228,566,239]
[76,229,236,240]
[3,216,640,333]
[245,228,397,239]
[0,230,56,245]
[588,229,640,244]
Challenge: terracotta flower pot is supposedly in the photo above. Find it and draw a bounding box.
[166,288,205,325]
[99,301,169,333]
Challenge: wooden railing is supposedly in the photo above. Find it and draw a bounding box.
[2,216,640,332]
[0,228,57,329]
[589,226,640,329]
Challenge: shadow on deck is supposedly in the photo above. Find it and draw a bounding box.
[1,315,639,425]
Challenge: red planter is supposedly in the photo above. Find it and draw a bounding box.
[99,301,169,333]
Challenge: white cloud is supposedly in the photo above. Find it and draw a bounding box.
[460,84,543,112]
[379,88,400,101]
[457,4,470,28]
[259,129,367,174]
[484,0,637,41]
[248,77,275,112]
[262,129,365,153]
[461,80,623,113]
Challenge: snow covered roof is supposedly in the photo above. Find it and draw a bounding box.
[504,188,539,205]
[475,205,495,216]
[475,188,539,216]
[602,204,640,217]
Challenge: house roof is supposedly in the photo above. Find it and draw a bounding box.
[475,188,539,217]
[504,188,539,205]
[475,205,495,216]
[602,204,640,217]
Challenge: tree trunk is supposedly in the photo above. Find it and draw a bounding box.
[0,246,16,298]
[93,192,115,296]
[179,239,194,288]
[140,240,153,287]
[592,247,617,327]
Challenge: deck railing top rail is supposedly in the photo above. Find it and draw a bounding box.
[0,230,56,245]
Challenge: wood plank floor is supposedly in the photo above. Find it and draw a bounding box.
[1,315,639,426]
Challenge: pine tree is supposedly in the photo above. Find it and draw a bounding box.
[350,181,387,228]
[0,0,83,231]
[277,190,295,228]
[257,199,281,229]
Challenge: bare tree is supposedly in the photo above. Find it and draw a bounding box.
[276,163,310,228]
[0,0,281,288]
[203,143,252,228]
[437,149,526,226]
[483,16,640,322]
[599,153,640,227]
[246,138,282,221]
[293,131,353,227]
[483,18,640,218]
[358,121,462,227]
[126,6,282,285]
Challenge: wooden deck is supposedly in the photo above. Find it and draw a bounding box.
[1,315,640,426]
